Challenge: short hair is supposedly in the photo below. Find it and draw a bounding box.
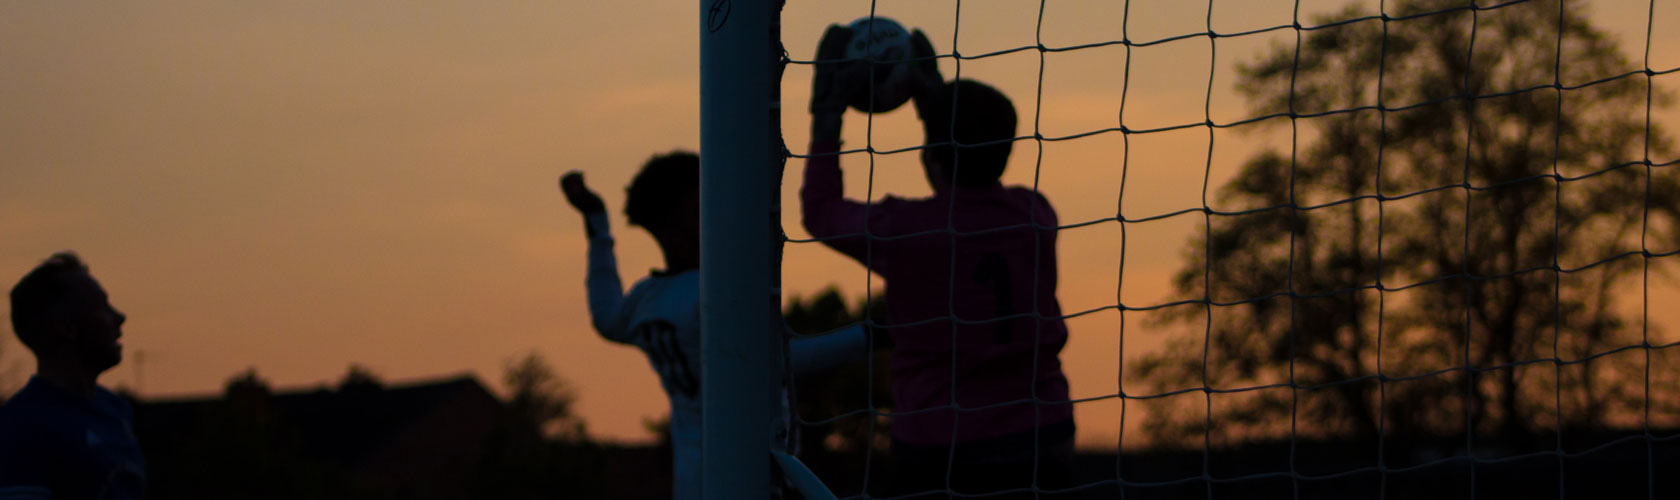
[9,252,90,352]
[625,151,700,228]
[922,79,1018,188]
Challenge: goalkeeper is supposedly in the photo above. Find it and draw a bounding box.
[560,153,867,500]
[800,26,1077,498]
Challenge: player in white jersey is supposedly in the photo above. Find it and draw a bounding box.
[561,152,865,500]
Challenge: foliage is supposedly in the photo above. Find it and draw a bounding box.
[337,364,383,392]
[503,351,588,442]
[642,414,672,448]
[1134,0,1679,446]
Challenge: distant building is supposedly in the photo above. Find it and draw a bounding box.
[136,374,512,499]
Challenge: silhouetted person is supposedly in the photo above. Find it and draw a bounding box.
[561,155,702,500]
[0,252,145,499]
[564,153,866,500]
[802,26,1076,499]
[560,156,865,500]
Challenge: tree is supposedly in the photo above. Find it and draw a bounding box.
[641,414,672,448]
[474,351,599,499]
[1134,0,1678,445]
[503,351,587,441]
[336,364,383,393]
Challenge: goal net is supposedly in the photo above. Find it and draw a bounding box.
[742,0,1680,498]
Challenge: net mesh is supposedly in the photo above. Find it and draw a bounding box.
[778,0,1680,498]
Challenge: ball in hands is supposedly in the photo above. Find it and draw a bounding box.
[843,17,916,113]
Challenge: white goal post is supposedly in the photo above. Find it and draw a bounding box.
[698,0,784,499]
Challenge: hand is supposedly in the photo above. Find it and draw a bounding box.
[907,29,947,121]
[559,171,606,215]
[810,24,862,115]
[908,29,942,86]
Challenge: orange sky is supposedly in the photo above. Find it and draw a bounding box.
[2,1,1677,447]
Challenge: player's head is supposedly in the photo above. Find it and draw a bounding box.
[625,151,701,238]
[9,252,126,372]
[920,79,1017,189]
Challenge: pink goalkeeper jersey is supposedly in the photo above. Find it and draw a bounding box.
[801,141,1074,446]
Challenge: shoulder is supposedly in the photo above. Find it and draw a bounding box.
[93,387,134,421]
[0,383,55,430]
[0,391,64,459]
[0,404,32,443]
[1004,186,1054,209]
[624,272,701,323]
[1006,187,1058,222]
[869,195,948,234]
[628,270,699,299]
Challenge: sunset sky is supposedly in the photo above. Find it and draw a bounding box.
[3,0,1677,447]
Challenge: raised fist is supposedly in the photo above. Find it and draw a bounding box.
[559,171,606,215]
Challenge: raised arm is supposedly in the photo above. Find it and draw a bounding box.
[801,25,878,261]
[801,28,947,262]
[561,172,633,343]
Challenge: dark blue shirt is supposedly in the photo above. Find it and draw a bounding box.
[0,377,145,500]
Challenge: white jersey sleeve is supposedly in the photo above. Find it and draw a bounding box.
[789,324,869,377]
[583,212,635,343]
[572,211,705,499]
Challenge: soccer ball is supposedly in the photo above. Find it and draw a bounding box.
[844,17,915,113]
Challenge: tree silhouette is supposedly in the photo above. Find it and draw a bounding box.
[1134,0,1678,445]
[476,351,600,499]
[337,364,383,394]
[503,351,587,442]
